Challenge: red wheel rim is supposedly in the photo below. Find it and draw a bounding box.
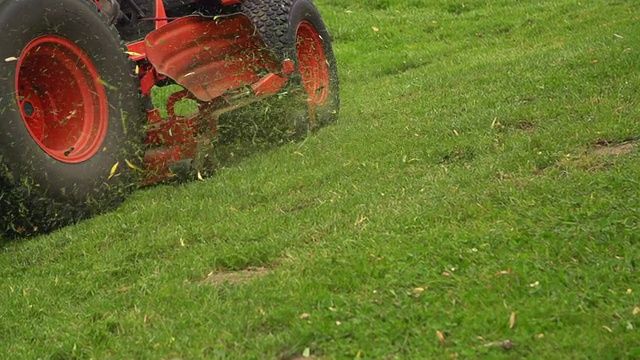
[296,21,330,106]
[15,35,108,163]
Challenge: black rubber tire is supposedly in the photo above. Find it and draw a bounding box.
[0,0,144,237]
[241,0,340,133]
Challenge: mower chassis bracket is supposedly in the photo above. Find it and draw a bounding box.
[133,14,295,183]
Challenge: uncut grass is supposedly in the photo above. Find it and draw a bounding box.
[1,0,639,358]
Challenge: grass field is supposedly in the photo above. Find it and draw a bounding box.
[1,0,639,358]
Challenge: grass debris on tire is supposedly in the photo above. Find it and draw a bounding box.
[0,0,144,237]
[237,0,340,138]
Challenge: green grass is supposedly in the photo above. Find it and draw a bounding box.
[2,0,639,358]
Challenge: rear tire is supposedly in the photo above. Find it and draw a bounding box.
[0,0,144,236]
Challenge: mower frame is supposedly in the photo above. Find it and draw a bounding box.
[116,0,314,183]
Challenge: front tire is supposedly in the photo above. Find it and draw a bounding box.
[240,0,340,136]
[0,0,144,236]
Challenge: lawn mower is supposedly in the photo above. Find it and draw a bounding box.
[0,0,339,236]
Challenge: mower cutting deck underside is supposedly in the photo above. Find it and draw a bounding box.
[0,0,339,236]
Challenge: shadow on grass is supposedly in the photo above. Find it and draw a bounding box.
[0,92,318,245]
[168,91,316,182]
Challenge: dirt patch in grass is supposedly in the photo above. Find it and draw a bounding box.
[580,140,636,171]
[536,140,635,174]
[590,140,635,156]
[201,267,271,285]
[516,120,536,131]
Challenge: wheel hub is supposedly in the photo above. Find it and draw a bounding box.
[22,101,35,116]
[15,35,109,163]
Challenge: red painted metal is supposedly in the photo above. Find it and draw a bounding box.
[147,108,163,124]
[145,117,198,147]
[251,73,288,97]
[145,91,199,147]
[154,0,168,28]
[127,10,299,184]
[144,15,280,102]
[282,59,296,76]
[296,21,330,105]
[144,89,197,182]
[126,40,147,62]
[166,90,192,118]
[15,35,108,163]
[140,75,294,183]
[138,64,161,96]
[220,0,242,5]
